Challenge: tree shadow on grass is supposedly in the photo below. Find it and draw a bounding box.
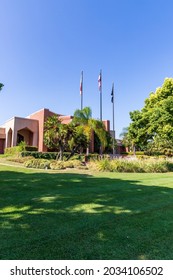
[0,170,173,260]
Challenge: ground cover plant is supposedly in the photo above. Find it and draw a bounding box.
[89,157,173,173]
[3,154,173,173]
[0,164,173,259]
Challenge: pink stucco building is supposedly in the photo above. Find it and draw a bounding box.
[0,108,111,154]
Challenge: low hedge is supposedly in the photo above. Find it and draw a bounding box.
[5,145,38,155]
[25,146,38,151]
[5,146,22,155]
[21,151,58,159]
[21,151,78,160]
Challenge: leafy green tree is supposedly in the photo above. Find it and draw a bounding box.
[44,115,88,160]
[66,123,88,159]
[126,78,173,154]
[44,115,72,160]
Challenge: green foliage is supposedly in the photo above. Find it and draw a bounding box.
[73,107,108,152]
[24,159,83,170]
[67,123,88,159]
[128,151,145,156]
[18,141,38,152]
[124,78,173,153]
[21,151,81,160]
[44,108,109,159]
[17,141,27,151]
[25,146,38,151]
[5,143,38,156]
[5,146,22,155]
[50,161,66,170]
[44,115,71,160]
[7,156,34,164]
[24,159,50,169]
[21,151,58,159]
[44,115,88,160]
[96,158,114,172]
[89,158,173,173]
[73,106,92,123]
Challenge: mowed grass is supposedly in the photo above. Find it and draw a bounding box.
[0,164,173,260]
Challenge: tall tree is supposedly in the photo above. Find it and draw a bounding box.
[126,78,173,153]
[44,115,71,160]
[44,115,88,160]
[67,123,88,159]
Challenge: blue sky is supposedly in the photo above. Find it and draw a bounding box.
[1,0,173,138]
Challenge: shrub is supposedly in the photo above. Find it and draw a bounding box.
[70,159,83,168]
[8,156,34,164]
[24,159,50,169]
[50,161,65,170]
[50,160,83,170]
[5,146,22,155]
[96,159,114,172]
[89,158,173,173]
[143,160,170,173]
[136,155,149,160]
[70,154,85,161]
[25,146,38,151]
[5,145,38,156]
[21,151,58,159]
[63,161,74,168]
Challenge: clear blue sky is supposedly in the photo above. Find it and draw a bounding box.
[1,0,173,138]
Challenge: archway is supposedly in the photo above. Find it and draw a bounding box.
[17,127,33,146]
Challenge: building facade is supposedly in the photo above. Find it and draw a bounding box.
[0,108,112,154]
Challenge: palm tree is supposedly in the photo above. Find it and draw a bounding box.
[73,107,107,154]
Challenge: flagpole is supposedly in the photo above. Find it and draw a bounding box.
[80,71,83,110]
[100,70,102,121]
[98,70,103,155]
[112,82,115,156]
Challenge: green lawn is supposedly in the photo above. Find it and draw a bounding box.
[0,164,173,260]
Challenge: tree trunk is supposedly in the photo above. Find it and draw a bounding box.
[66,145,80,161]
[59,146,64,161]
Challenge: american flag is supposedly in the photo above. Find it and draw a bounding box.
[80,71,83,95]
[111,84,114,103]
[98,72,102,91]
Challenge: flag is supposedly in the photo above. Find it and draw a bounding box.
[98,71,102,91]
[80,71,83,95]
[111,84,114,103]
[0,83,4,91]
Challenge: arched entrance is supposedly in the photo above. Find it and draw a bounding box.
[17,127,33,146]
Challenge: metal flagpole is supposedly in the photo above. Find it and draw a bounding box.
[111,82,115,156]
[80,71,83,110]
[98,70,102,155]
[99,70,102,121]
